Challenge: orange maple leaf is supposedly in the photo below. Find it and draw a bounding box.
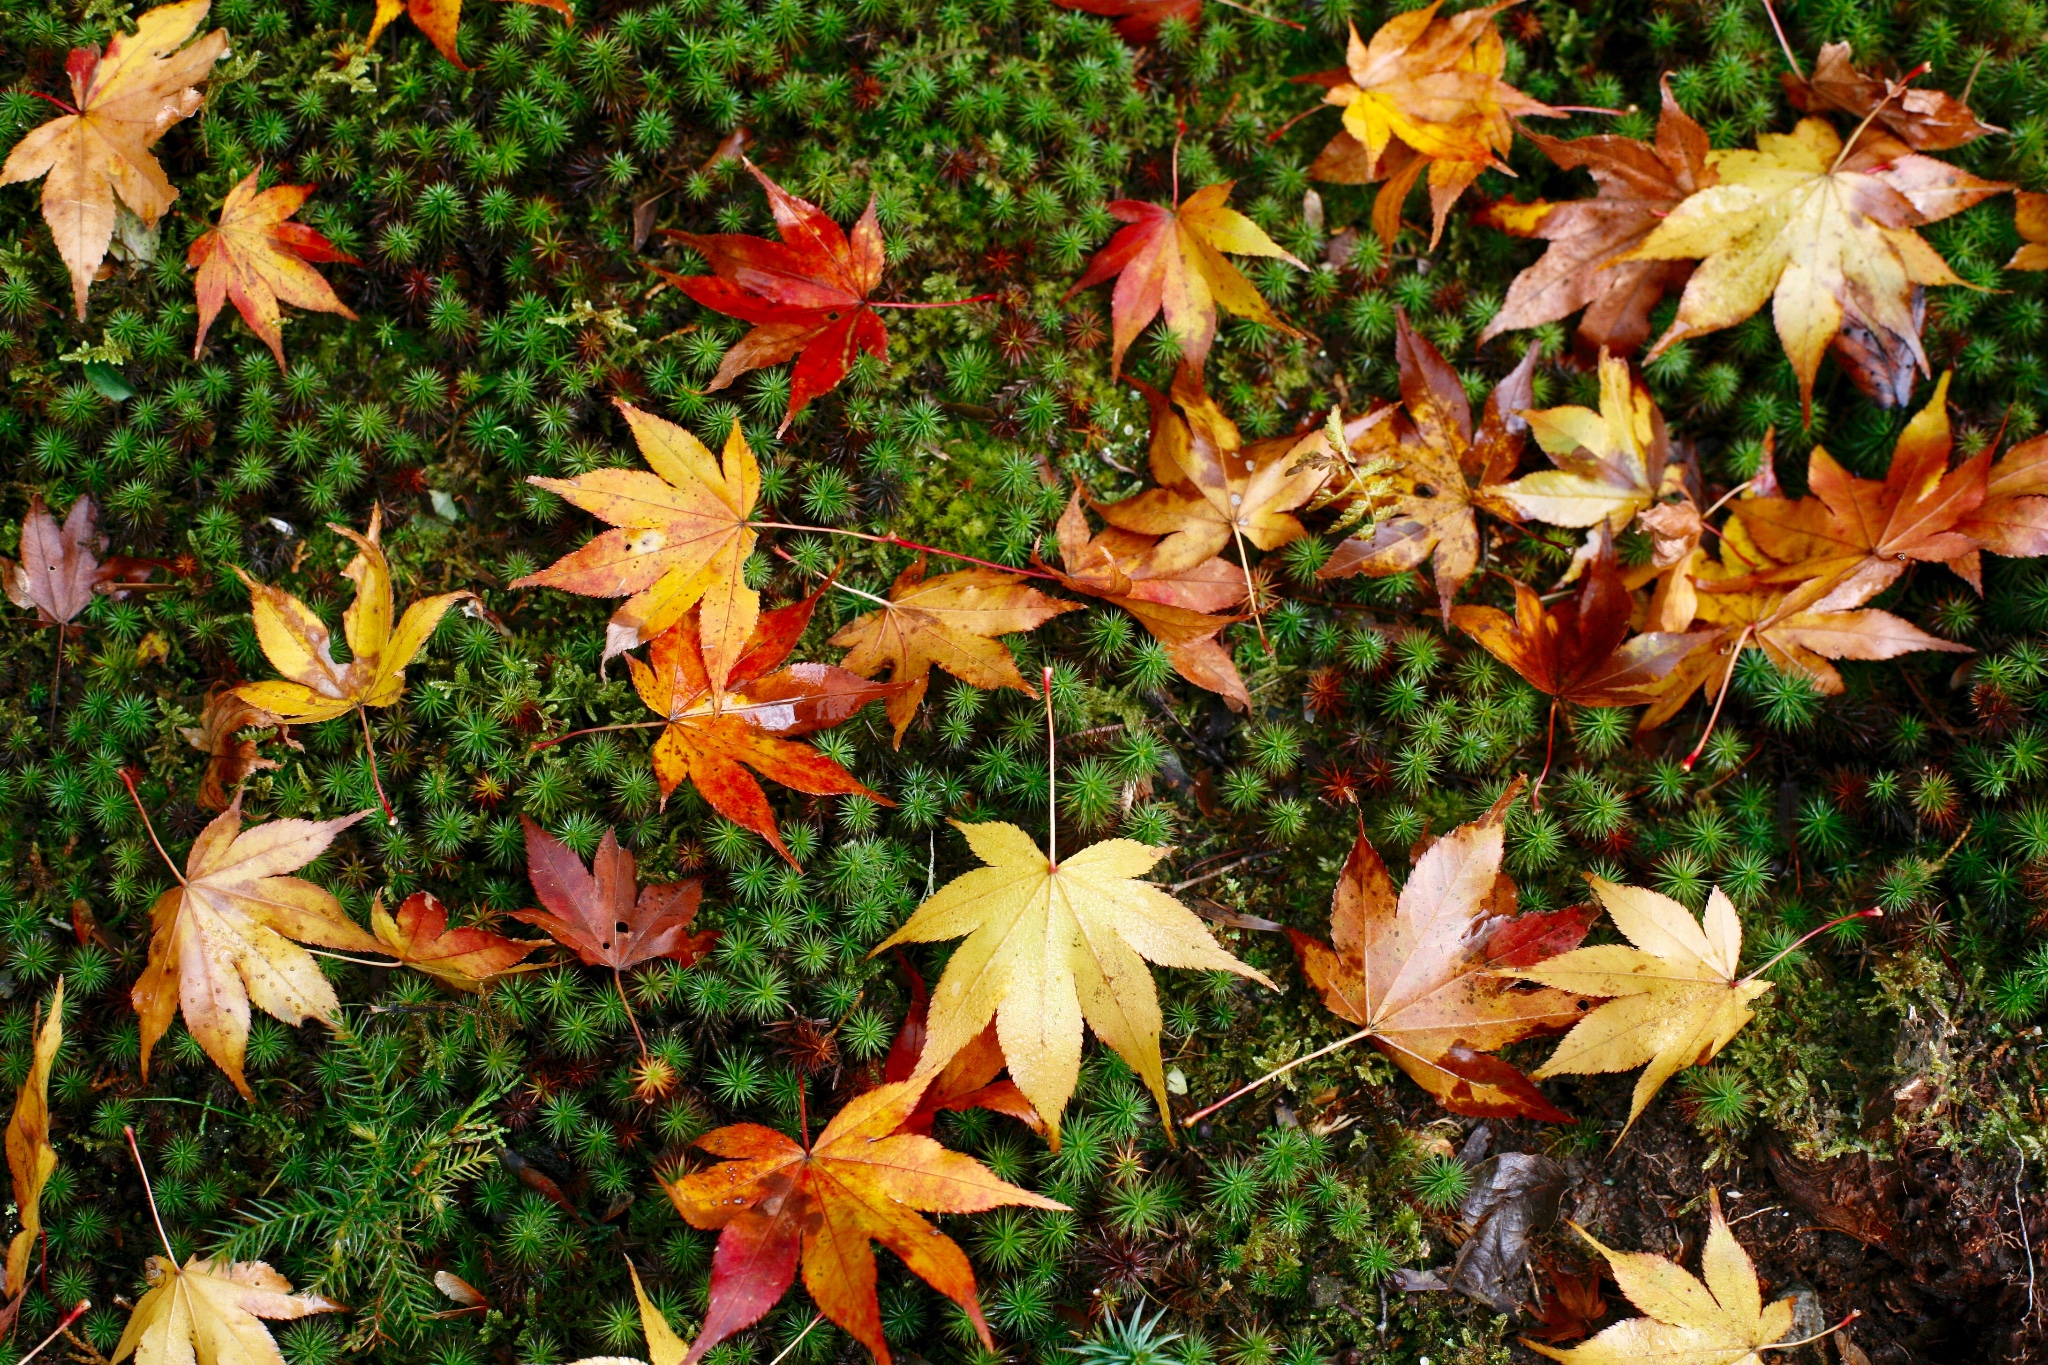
[881,960,1043,1137]
[371,891,544,993]
[366,0,568,68]
[188,167,357,369]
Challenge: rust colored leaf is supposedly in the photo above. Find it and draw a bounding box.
[1782,44,2000,152]
[179,687,283,812]
[188,168,357,369]
[662,1077,1066,1365]
[1064,182,1303,378]
[882,961,1044,1138]
[511,818,716,973]
[1287,787,1593,1122]
[371,891,545,993]
[366,0,568,68]
[827,555,1081,747]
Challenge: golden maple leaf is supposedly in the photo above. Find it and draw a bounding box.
[0,0,227,319]
[113,1255,342,1365]
[874,821,1273,1145]
[1528,1192,1796,1364]
[1509,877,1772,1140]
[131,797,381,1097]
[188,167,358,369]
[1627,119,2009,416]
[366,0,569,68]
[233,506,472,724]
[3,981,60,1307]
[1483,354,1682,533]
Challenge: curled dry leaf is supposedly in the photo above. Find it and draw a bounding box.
[366,0,568,68]
[512,818,715,973]
[1286,786,1594,1122]
[827,555,1082,746]
[113,1255,343,1365]
[662,1077,1066,1365]
[875,819,1274,1144]
[132,796,379,1098]
[1483,354,1680,533]
[1782,43,2000,152]
[188,168,357,369]
[513,404,759,675]
[4,980,60,1306]
[180,687,283,812]
[0,0,227,318]
[370,892,545,993]
[1064,182,1302,379]
[233,505,472,723]
[628,595,897,865]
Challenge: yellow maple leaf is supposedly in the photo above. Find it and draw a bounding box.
[1483,353,1682,533]
[113,1255,342,1365]
[875,821,1273,1145]
[3,980,60,1305]
[0,0,227,319]
[233,505,472,724]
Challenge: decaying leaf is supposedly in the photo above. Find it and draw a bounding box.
[4,980,61,1305]
[1514,878,1773,1139]
[627,595,896,864]
[1064,182,1302,379]
[827,556,1081,746]
[513,404,760,674]
[1527,1192,1794,1365]
[1287,788,1594,1121]
[188,167,357,369]
[1307,0,1557,245]
[1628,119,2008,415]
[512,818,716,973]
[233,505,471,723]
[1484,354,1680,533]
[112,1255,343,1365]
[370,892,544,993]
[131,797,379,1098]
[875,819,1274,1144]
[0,0,227,319]
[661,1076,1065,1365]
[1479,81,1714,355]
[3,493,165,628]
[1782,43,2000,152]
[1318,311,1539,617]
[180,687,283,811]
[366,0,569,68]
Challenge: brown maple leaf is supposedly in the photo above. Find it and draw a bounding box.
[1782,43,2000,152]
[1478,80,1714,356]
[1958,430,2048,558]
[826,556,1082,747]
[626,593,897,865]
[178,686,283,811]
[1318,311,1539,617]
[372,891,545,993]
[0,0,227,319]
[188,167,357,369]
[2010,192,2048,271]
[512,818,716,973]
[1286,786,1594,1121]
[1063,182,1302,379]
[1527,1256,1609,1344]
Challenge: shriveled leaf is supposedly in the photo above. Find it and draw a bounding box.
[1286,787,1592,1121]
[371,892,544,993]
[131,797,378,1098]
[662,1077,1066,1365]
[512,819,715,972]
[188,168,357,369]
[112,1256,342,1365]
[1064,182,1302,378]
[0,0,227,318]
[179,687,283,812]
[4,980,60,1301]
[232,505,472,723]
[513,404,760,674]
[875,820,1274,1144]
[1484,353,1678,531]
[827,556,1081,746]
[366,0,569,68]
[1782,44,1999,152]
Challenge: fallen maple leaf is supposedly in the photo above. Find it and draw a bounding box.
[827,555,1081,747]
[1783,43,1999,152]
[662,1076,1066,1365]
[1484,354,1681,532]
[371,892,544,993]
[1527,1256,1608,1345]
[1307,1,1558,245]
[4,980,60,1306]
[0,0,227,319]
[1050,0,1197,43]
[132,796,378,1098]
[179,687,283,812]
[188,167,357,369]
[113,1255,343,1365]
[568,1262,684,1365]
[883,960,1043,1137]
[627,595,896,865]
[1095,370,1330,575]
[1958,430,2048,558]
[513,403,760,676]
[1479,81,1713,355]
[2009,192,2048,271]
[232,505,472,723]
[1064,181,1302,378]
[1286,789,1593,1121]
[512,817,715,973]
[1318,311,1539,618]
[1628,119,2009,416]
[1527,1192,1793,1364]
[1513,879,1773,1139]
[1041,491,1252,710]
[2,494,167,631]
[366,0,569,68]
[874,819,1273,1144]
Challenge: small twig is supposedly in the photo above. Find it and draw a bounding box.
[768,1314,826,1365]
[2016,1138,2038,1324]
[16,1300,88,1365]
[304,948,405,968]
[1181,1026,1374,1127]
[752,522,1060,581]
[1168,851,1279,893]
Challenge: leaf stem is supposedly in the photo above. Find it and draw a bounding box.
[750,522,1060,580]
[1181,1026,1375,1127]
[16,1299,88,1365]
[122,1126,176,1262]
[1683,623,1755,772]
[303,948,404,967]
[48,636,61,734]
[359,705,396,825]
[1208,0,1305,25]
[869,293,998,310]
[1764,1310,1861,1353]
[1758,0,1803,80]
[1044,664,1057,870]
[119,770,186,887]
[615,968,649,1058]
[1743,907,1883,982]
[768,1315,826,1365]
[1829,65,1925,172]
[531,720,670,752]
